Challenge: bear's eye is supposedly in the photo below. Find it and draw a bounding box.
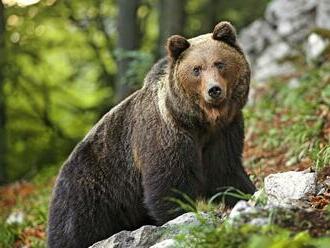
[192,66,201,77]
[215,61,225,70]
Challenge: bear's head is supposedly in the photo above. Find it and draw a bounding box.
[165,21,250,128]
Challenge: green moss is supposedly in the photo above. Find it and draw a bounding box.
[312,28,330,40]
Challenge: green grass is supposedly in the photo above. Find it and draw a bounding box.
[176,221,330,248]
[244,64,330,171]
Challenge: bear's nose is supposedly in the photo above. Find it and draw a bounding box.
[208,86,222,99]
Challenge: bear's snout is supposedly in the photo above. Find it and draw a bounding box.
[208,85,222,99]
[204,80,226,105]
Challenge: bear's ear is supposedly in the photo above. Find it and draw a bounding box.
[212,21,237,46]
[167,35,190,60]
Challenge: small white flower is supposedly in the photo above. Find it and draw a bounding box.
[6,211,24,225]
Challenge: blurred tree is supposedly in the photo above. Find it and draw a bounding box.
[199,0,219,34]
[185,0,268,37]
[116,0,141,101]
[157,0,186,57]
[63,0,117,112]
[0,0,7,184]
[3,1,112,181]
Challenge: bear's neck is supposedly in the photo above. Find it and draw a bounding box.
[158,75,228,135]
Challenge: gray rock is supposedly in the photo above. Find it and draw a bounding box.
[305,33,329,61]
[149,239,176,248]
[238,0,330,83]
[228,200,270,227]
[162,212,202,228]
[249,217,270,226]
[265,0,317,22]
[253,41,297,81]
[265,0,317,42]
[90,212,212,248]
[316,0,330,30]
[229,200,255,220]
[317,187,327,196]
[264,171,317,207]
[89,226,164,248]
[256,42,293,65]
[239,20,280,60]
[228,170,319,228]
[254,61,296,82]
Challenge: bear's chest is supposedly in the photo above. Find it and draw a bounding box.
[197,137,232,195]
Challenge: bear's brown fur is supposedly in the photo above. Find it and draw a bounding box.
[47,21,255,248]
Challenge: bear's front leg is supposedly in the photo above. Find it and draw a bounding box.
[140,135,203,225]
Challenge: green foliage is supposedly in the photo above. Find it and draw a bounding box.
[176,218,330,248]
[114,48,154,86]
[3,0,114,181]
[168,188,253,215]
[208,187,252,204]
[250,188,268,206]
[185,0,269,37]
[210,0,269,30]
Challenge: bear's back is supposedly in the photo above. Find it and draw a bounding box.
[143,57,169,87]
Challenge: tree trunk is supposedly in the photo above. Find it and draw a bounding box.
[0,1,7,184]
[200,0,219,34]
[116,0,141,102]
[157,0,186,58]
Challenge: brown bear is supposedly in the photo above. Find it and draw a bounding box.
[47,21,255,248]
